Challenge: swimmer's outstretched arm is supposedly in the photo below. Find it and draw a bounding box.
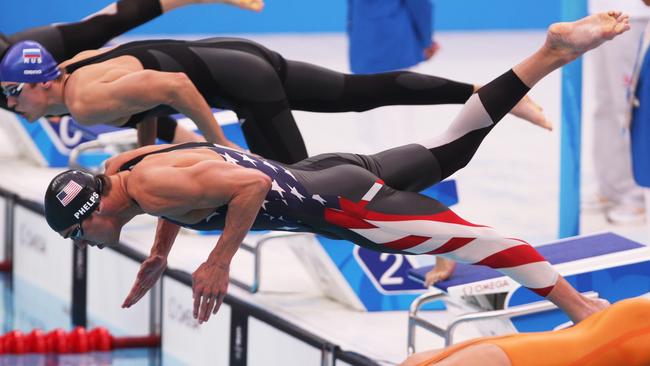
[191,167,272,323]
[66,69,241,150]
[125,160,271,323]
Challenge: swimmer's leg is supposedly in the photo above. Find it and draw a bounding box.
[9,0,163,61]
[283,60,474,111]
[10,0,262,62]
[317,12,632,192]
[329,182,606,323]
[323,14,629,322]
[283,60,550,129]
[418,11,631,182]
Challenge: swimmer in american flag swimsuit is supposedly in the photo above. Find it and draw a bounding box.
[42,11,629,324]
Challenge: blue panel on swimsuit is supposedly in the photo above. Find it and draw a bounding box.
[420,179,458,207]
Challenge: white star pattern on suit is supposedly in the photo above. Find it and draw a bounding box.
[240,153,258,166]
[289,185,306,201]
[312,194,327,205]
[270,180,286,198]
[220,152,240,164]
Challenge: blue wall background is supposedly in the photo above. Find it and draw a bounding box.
[0,0,563,35]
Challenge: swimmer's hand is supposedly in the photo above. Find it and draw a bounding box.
[423,40,440,60]
[192,260,229,324]
[122,254,167,308]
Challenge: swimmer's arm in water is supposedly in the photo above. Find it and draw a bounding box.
[66,68,237,148]
[122,218,180,308]
[127,161,271,323]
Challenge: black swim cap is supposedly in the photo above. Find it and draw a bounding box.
[44,170,102,232]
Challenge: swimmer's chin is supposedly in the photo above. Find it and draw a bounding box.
[17,112,38,122]
[26,114,44,123]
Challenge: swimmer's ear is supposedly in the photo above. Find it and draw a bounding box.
[101,159,108,174]
[95,200,104,214]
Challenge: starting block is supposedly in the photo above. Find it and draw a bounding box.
[406,232,650,351]
[1,110,242,168]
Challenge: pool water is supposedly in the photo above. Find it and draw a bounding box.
[0,273,161,366]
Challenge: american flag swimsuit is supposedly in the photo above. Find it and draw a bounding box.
[123,141,558,297]
[119,69,559,297]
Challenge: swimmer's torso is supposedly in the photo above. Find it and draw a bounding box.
[118,143,349,238]
[63,38,286,127]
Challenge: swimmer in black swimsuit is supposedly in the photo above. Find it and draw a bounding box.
[41,11,628,324]
[0,0,263,144]
[1,35,550,159]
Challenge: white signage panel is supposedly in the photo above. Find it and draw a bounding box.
[248,317,322,366]
[162,277,230,366]
[88,249,151,335]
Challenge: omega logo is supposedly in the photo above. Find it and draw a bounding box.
[168,296,199,329]
[233,325,244,360]
[462,279,509,296]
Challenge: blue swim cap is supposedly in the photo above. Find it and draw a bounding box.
[0,40,61,83]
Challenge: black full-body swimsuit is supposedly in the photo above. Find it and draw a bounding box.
[2,0,475,151]
[62,37,474,163]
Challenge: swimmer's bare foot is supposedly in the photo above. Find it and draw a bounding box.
[511,95,552,131]
[546,276,610,324]
[571,297,610,323]
[203,0,264,12]
[545,11,630,63]
[162,0,264,12]
[514,12,630,89]
[424,257,457,287]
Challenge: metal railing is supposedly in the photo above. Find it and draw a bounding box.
[407,290,599,354]
[233,231,315,293]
